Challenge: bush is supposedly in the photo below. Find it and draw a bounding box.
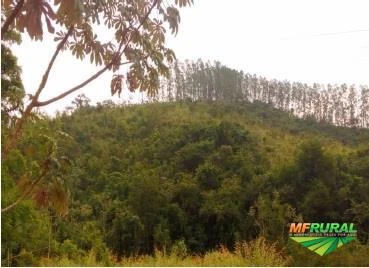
[16,249,35,266]
[170,239,188,259]
[234,237,290,266]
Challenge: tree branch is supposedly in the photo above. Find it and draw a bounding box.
[35,41,125,107]
[34,26,74,100]
[2,160,50,213]
[2,26,74,161]
[35,0,159,107]
[120,60,133,66]
[3,0,158,158]
[1,0,25,39]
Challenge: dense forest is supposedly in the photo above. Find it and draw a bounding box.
[149,60,369,128]
[4,0,369,266]
[2,99,369,266]
[2,25,369,268]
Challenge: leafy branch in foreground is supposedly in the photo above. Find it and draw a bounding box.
[1,0,192,212]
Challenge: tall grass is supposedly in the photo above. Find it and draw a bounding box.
[38,249,113,267]
[38,237,289,266]
[119,237,290,267]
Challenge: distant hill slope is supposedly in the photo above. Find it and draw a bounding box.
[220,101,369,145]
[57,100,369,175]
[62,100,369,145]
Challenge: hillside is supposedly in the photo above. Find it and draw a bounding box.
[2,101,369,266]
[154,60,369,128]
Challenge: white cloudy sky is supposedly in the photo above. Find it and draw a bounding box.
[12,0,369,114]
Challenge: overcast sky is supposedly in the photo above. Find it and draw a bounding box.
[12,0,369,114]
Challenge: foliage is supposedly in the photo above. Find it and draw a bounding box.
[1,43,24,126]
[1,1,193,214]
[2,0,193,109]
[5,2,368,266]
[2,101,369,266]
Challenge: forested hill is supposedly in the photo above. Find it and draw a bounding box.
[145,60,369,128]
[3,101,369,266]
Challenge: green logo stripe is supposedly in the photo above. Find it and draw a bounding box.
[290,236,355,256]
[324,237,339,255]
[307,237,335,253]
[300,237,329,247]
[315,238,337,256]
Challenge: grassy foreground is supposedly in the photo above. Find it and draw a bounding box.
[40,237,289,266]
[119,238,289,267]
